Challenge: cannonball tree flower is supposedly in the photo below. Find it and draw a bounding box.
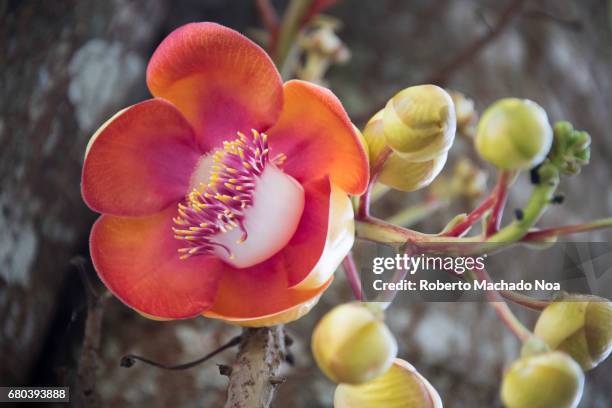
[81,23,368,326]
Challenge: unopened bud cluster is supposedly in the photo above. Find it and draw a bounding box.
[311,302,444,406]
[311,302,397,384]
[429,157,487,200]
[363,85,456,192]
[548,121,591,175]
[334,359,442,408]
[298,17,350,85]
[534,294,612,371]
[449,90,477,136]
[500,293,611,408]
[501,351,584,408]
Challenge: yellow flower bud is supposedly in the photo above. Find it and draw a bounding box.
[430,158,487,200]
[448,90,476,131]
[534,294,612,370]
[450,158,487,198]
[475,98,553,170]
[311,302,397,384]
[364,110,447,192]
[501,351,584,408]
[334,358,442,408]
[382,85,456,162]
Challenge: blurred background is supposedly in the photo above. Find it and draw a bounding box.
[1,0,611,406]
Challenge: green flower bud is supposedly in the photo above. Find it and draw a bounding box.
[534,294,612,370]
[548,121,591,175]
[501,351,584,408]
[382,85,456,162]
[363,110,447,192]
[311,302,398,384]
[334,359,442,408]
[476,98,553,170]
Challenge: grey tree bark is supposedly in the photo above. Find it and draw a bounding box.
[0,0,165,385]
[223,327,287,408]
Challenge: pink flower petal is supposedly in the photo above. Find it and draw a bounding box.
[82,98,200,217]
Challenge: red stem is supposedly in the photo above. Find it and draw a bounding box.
[472,267,532,342]
[499,290,550,310]
[443,194,496,237]
[357,179,376,219]
[256,0,280,49]
[357,148,392,219]
[342,253,363,301]
[523,222,611,241]
[486,171,511,236]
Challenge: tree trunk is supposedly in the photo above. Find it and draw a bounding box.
[0,0,165,384]
[224,326,287,408]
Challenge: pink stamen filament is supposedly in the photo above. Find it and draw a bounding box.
[173,129,286,260]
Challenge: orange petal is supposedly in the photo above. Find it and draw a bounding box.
[90,207,223,319]
[202,177,347,324]
[267,80,369,195]
[146,22,283,150]
[203,280,330,327]
[82,99,201,217]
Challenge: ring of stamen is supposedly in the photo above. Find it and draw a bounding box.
[173,129,287,260]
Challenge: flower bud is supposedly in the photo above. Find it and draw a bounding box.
[334,358,442,408]
[448,90,476,132]
[430,158,487,200]
[475,98,553,170]
[382,85,456,162]
[451,158,487,198]
[548,121,591,175]
[311,302,398,384]
[363,110,447,192]
[501,351,584,408]
[298,17,350,85]
[534,294,612,370]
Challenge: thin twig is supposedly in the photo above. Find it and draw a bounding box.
[120,336,241,370]
[523,8,583,31]
[425,0,527,85]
